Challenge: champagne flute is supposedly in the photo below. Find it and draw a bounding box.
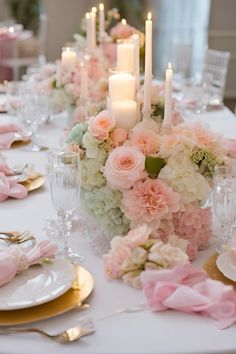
[49,151,83,262]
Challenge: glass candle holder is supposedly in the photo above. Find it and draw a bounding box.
[116,38,135,73]
[109,68,136,102]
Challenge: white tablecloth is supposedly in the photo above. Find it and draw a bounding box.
[0,107,236,354]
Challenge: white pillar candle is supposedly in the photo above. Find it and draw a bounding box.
[163,62,173,127]
[61,47,77,68]
[80,62,88,100]
[121,18,126,25]
[99,3,105,42]
[86,12,92,53]
[109,72,136,101]
[117,41,135,73]
[111,100,137,130]
[90,7,97,51]
[131,34,140,90]
[143,12,152,119]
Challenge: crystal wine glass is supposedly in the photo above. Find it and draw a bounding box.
[49,151,83,262]
[213,176,236,253]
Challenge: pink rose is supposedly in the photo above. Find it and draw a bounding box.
[88,110,115,141]
[103,146,146,190]
[122,178,180,228]
[111,128,128,146]
[110,22,134,39]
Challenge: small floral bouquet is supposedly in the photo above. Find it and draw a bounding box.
[66,86,231,278]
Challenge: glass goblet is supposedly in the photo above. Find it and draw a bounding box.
[213,177,236,253]
[49,151,83,262]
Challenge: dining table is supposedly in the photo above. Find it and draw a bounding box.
[1,103,236,354]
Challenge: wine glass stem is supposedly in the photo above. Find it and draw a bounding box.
[57,210,72,257]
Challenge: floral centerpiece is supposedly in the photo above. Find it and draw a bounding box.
[66,81,231,288]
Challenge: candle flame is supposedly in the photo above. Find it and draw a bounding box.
[121,19,127,25]
[80,62,84,68]
[86,12,90,19]
[168,62,172,69]
[92,7,97,13]
[65,47,71,51]
[147,12,152,20]
[99,3,104,11]
[8,26,14,33]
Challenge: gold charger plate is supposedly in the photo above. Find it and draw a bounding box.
[0,265,94,326]
[203,253,236,292]
[20,174,45,192]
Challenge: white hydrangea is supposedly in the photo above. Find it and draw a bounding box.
[159,151,211,204]
[81,157,105,191]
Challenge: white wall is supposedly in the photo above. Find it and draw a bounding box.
[208,0,236,98]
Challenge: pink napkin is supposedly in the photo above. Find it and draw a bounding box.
[0,240,58,287]
[141,264,236,329]
[0,155,27,201]
[0,123,23,150]
[224,138,236,158]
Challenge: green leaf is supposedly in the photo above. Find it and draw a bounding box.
[145,156,166,178]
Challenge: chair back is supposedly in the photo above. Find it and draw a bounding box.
[202,49,231,100]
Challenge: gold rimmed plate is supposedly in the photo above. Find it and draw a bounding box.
[20,174,45,192]
[203,253,236,292]
[0,264,94,326]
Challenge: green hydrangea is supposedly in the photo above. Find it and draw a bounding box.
[191,148,219,177]
[82,186,130,237]
[81,157,105,191]
[66,122,88,146]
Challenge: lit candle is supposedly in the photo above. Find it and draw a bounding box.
[90,7,97,51]
[109,72,136,101]
[99,3,105,42]
[8,26,14,33]
[117,40,135,73]
[61,47,77,68]
[143,12,152,120]
[121,19,127,25]
[131,34,140,90]
[163,62,173,127]
[80,62,88,100]
[111,100,137,130]
[86,12,92,52]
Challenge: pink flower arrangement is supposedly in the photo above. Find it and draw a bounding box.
[127,129,160,155]
[122,178,180,229]
[111,128,128,147]
[88,110,115,141]
[172,203,213,260]
[103,146,146,190]
[104,224,189,288]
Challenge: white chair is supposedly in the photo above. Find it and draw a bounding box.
[202,49,231,101]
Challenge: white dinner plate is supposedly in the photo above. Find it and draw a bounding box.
[0,258,75,310]
[216,252,236,281]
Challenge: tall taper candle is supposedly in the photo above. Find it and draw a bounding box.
[143,12,152,120]
[91,7,97,51]
[131,34,140,90]
[80,62,88,100]
[86,13,92,52]
[163,62,173,127]
[99,3,105,42]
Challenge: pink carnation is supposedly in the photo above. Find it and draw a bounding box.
[122,178,180,228]
[111,128,128,146]
[128,129,160,155]
[88,110,115,141]
[103,146,146,190]
[172,203,213,260]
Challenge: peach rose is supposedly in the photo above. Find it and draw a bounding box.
[88,110,115,141]
[103,146,146,190]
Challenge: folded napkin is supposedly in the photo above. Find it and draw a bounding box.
[141,264,236,329]
[0,123,24,150]
[0,240,58,287]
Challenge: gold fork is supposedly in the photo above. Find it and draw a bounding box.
[0,231,36,245]
[0,318,95,343]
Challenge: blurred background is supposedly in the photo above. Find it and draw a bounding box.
[0,0,235,111]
